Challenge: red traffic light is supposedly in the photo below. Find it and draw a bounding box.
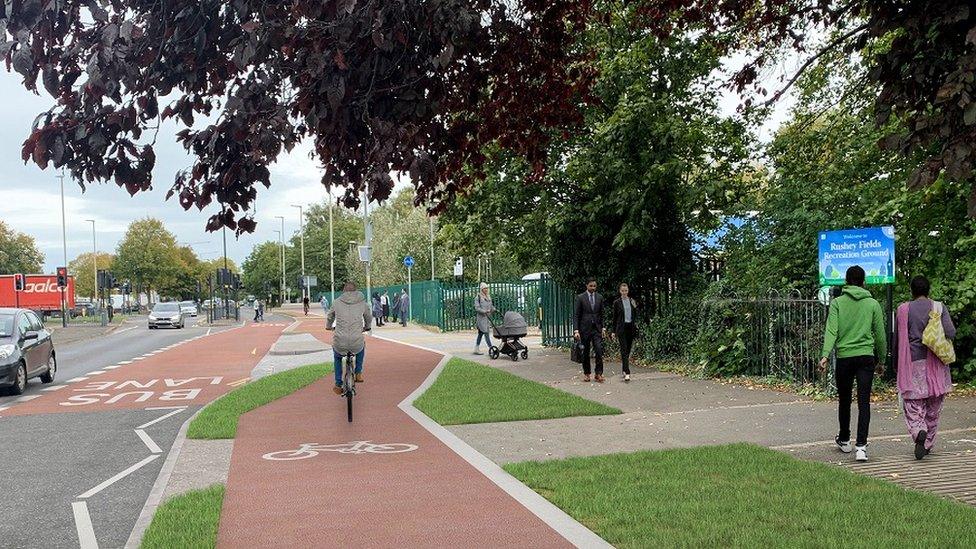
[56,267,68,288]
[13,273,25,291]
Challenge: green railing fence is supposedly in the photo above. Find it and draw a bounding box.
[367,279,540,332]
[541,274,576,347]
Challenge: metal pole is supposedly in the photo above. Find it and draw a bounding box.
[276,216,286,304]
[58,171,68,327]
[223,225,229,320]
[429,216,435,281]
[85,219,96,305]
[363,184,371,301]
[407,266,412,322]
[329,190,335,302]
[291,205,306,301]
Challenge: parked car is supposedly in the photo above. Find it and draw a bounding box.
[0,308,56,395]
[148,302,185,329]
[179,301,198,317]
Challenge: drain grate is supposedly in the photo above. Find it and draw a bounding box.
[845,451,976,505]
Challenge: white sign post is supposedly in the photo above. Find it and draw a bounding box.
[403,255,415,321]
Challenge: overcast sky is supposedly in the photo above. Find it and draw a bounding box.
[0,51,792,275]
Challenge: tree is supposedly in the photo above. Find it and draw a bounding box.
[283,200,363,299]
[68,252,115,299]
[242,241,283,301]
[3,1,596,233]
[114,218,182,303]
[634,0,976,214]
[0,221,44,274]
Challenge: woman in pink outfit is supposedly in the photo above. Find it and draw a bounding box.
[895,275,956,460]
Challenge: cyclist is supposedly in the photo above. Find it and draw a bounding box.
[325,281,373,395]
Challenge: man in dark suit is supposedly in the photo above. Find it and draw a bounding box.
[573,277,606,382]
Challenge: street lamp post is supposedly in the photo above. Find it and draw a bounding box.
[329,190,335,302]
[429,216,435,281]
[291,204,306,301]
[275,215,286,303]
[363,184,371,302]
[57,171,68,327]
[85,219,96,307]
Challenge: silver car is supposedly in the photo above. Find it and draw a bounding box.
[180,301,198,317]
[148,302,186,329]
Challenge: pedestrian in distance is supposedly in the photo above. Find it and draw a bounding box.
[896,275,956,460]
[398,288,410,326]
[573,277,606,383]
[391,291,401,323]
[819,265,887,462]
[611,283,638,382]
[381,291,390,322]
[372,293,384,327]
[253,300,260,322]
[473,282,496,355]
[303,295,310,315]
[320,295,329,315]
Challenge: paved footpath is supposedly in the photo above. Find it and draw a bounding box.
[0,318,287,549]
[217,318,579,548]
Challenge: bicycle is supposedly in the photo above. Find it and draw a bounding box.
[341,350,356,422]
[262,441,419,460]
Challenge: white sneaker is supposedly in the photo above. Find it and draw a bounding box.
[855,446,868,462]
[835,436,853,453]
[473,347,483,355]
[624,374,631,382]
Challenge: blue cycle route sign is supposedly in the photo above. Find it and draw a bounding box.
[818,226,895,286]
[403,255,415,269]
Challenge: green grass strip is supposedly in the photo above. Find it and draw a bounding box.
[504,443,976,548]
[413,357,620,425]
[187,363,329,439]
[140,484,224,549]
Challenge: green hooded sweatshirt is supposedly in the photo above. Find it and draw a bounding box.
[820,285,887,362]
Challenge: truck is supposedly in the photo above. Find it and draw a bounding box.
[0,274,76,314]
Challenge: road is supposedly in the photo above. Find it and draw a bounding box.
[0,313,290,549]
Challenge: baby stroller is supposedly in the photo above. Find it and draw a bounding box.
[488,311,529,361]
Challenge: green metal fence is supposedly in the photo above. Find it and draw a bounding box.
[367,279,539,332]
[541,274,576,347]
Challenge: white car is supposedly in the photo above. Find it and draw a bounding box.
[180,301,198,317]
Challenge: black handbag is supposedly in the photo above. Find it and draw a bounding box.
[570,340,585,363]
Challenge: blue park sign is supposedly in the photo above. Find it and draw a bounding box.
[403,255,415,269]
[818,226,896,286]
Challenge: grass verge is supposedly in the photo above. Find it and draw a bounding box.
[187,363,329,439]
[413,357,620,425]
[140,484,224,549]
[504,443,976,547]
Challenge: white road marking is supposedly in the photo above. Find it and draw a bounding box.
[133,357,144,361]
[0,406,10,412]
[68,377,89,382]
[87,371,106,375]
[118,361,133,365]
[135,429,162,454]
[42,385,67,391]
[104,365,120,370]
[77,455,160,499]
[114,325,138,335]
[206,328,212,336]
[71,501,99,549]
[137,407,186,429]
[145,406,190,410]
[16,395,42,402]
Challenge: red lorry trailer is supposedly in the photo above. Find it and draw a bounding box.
[0,274,75,312]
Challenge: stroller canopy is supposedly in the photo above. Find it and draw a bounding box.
[494,311,528,337]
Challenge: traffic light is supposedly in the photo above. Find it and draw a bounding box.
[14,273,25,291]
[56,267,67,288]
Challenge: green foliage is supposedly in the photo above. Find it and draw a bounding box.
[113,218,182,302]
[0,220,44,274]
[67,252,115,299]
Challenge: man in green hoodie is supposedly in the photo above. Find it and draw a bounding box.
[819,265,887,462]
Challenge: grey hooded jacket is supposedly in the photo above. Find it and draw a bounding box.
[326,291,373,354]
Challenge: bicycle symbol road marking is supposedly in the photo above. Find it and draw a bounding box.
[262,440,419,461]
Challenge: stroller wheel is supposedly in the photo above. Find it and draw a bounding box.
[520,349,529,360]
[511,352,519,362]
[488,347,500,360]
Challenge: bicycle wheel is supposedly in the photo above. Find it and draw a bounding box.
[367,443,419,454]
[262,450,318,461]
